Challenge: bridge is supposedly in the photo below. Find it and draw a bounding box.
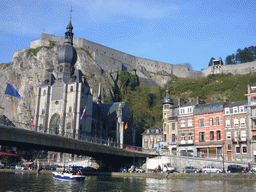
[0,121,157,169]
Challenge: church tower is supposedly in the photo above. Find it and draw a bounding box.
[34,19,93,145]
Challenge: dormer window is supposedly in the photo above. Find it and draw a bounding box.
[156,129,159,134]
[239,106,244,113]
[233,107,238,114]
[225,108,230,114]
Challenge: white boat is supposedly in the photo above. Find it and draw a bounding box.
[52,171,86,181]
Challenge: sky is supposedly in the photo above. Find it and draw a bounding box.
[0,0,256,71]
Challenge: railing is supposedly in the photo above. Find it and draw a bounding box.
[0,119,150,154]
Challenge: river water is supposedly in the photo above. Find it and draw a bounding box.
[0,172,256,192]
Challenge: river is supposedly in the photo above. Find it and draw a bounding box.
[0,172,256,192]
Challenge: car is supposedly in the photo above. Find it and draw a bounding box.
[202,166,222,173]
[227,165,245,173]
[15,164,28,170]
[135,167,145,173]
[183,166,200,173]
[120,167,127,172]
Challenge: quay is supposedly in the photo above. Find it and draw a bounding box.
[1,169,256,181]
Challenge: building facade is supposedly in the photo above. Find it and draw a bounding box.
[142,126,164,149]
[223,100,249,161]
[194,102,225,158]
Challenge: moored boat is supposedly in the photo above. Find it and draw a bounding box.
[52,171,86,181]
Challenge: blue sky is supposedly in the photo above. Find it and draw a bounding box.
[0,0,255,71]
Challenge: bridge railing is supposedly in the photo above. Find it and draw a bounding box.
[0,119,148,154]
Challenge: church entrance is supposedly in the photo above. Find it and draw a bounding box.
[49,113,61,135]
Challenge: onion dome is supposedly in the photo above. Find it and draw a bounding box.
[163,88,173,104]
[57,20,77,66]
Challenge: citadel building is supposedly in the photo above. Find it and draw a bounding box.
[34,20,134,161]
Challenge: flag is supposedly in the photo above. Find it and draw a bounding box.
[31,117,34,126]
[5,84,21,99]
[125,122,128,130]
[80,106,87,120]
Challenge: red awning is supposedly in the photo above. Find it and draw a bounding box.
[0,152,19,156]
[249,94,256,98]
[252,130,256,136]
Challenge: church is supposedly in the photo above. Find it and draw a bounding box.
[33,19,135,161]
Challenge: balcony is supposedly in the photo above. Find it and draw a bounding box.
[232,138,247,143]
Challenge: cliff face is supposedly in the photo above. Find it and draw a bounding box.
[0,42,169,124]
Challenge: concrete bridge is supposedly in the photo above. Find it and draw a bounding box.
[0,122,157,170]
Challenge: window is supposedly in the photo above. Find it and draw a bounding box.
[164,105,168,109]
[172,134,175,142]
[188,118,192,127]
[210,131,214,140]
[240,118,245,126]
[199,132,205,142]
[164,123,167,131]
[181,133,185,141]
[42,109,45,115]
[43,90,46,95]
[70,86,73,92]
[242,145,247,153]
[172,123,175,130]
[188,133,192,140]
[233,107,238,114]
[69,106,72,113]
[216,117,220,125]
[181,119,185,127]
[156,129,159,134]
[217,130,221,140]
[241,130,246,141]
[209,117,213,126]
[236,145,240,154]
[225,119,230,127]
[239,106,244,113]
[227,144,231,151]
[199,119,204,127]
[180,108,185,114]
[226,131,231,140]
[225,108,230,114]
[164,113,167,118]
[234,119,239,126]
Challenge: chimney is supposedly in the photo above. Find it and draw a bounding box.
[248,85,251,94]
[178,98,181,106]
[224,99,228,103]
[197,96,200,104]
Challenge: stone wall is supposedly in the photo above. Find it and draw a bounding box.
[30,33,204,78]
[202,61,256,76]
[144,155,252,173]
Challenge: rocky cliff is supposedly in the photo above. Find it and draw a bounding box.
[0,43,171,124]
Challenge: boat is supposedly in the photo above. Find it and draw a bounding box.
[52,171,86,181]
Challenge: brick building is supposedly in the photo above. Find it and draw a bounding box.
[194,102,225,158]
[223,100,249,161]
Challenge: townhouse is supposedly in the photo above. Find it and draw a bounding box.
[162,88,179,154]
[177,100,197,156]
[141,126,164,149]
[194,102,225,158]
[223,100,249,161]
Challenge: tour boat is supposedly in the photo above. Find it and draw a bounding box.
[52,171,86,181]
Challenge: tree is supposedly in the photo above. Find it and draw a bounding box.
[225,55,233,65]
[208,57,215,67]
[182,62,193,70]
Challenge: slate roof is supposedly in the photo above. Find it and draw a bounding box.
[194,101,226,115]
[142,126,163,135]
[224,100,247,108]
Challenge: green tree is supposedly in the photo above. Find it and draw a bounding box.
[208,57,215,66]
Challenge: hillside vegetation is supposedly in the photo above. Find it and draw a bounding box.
[110,71,256,146]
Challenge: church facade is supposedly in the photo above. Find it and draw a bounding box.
[33,20,134,161]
